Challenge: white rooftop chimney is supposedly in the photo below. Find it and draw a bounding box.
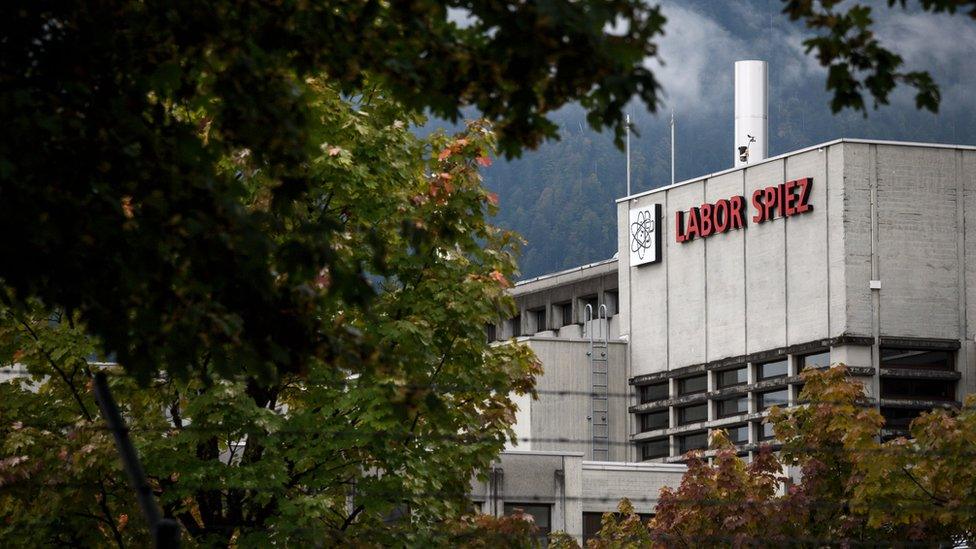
[734,60,767,167]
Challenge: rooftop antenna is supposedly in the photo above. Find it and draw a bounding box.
[670,109,676,185]
[625,113,631,196]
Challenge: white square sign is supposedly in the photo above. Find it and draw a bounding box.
[629,203,662,266]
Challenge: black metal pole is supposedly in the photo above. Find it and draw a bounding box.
[93,371,180,548]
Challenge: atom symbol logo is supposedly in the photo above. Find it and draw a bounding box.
[631,209,655,260]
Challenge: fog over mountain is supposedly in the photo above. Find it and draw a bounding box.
[464,0,976,279]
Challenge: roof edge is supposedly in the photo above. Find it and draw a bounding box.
[616,138,976,204]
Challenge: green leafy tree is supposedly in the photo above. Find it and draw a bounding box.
[782,0,973,113]
[0,81,540,546]
[0,1,665,381]
[571,366,976,547]
[1,1,967,381]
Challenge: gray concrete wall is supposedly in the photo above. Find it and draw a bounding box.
[523,339,629,461]
[620,143,845,378]
[619,140,976,399]
[580,462,685,515]
[471,451,584,542]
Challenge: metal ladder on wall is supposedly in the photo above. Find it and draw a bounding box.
[584,303,610,461]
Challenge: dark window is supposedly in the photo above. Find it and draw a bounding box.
[678,375,707,396]
[880,378,955,401]
[726,424,750,444]
[881,407,925,431]
[798,351,830,372]
[485,323,497,343]
[793,383,807,404]
[715,395,749,418]
[584,512,653,543]
[678,431,708,454]
[640,410,669,432]
[580,295,599,322]
[556,302,573,327]
[881,349,954,371]
[604,290,619,317]
[639,382,669,403]
[504,503,551,542]
[757,359,788,380]
[511,315,521,337]
[757,389,788,411]
[583,513,603,544]
[640,438,670,460]
[716,366,747,388]
[678,403,708,425]
[756,421,775,441]
[531,308,547,332]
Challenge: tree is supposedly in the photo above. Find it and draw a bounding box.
[0,1,665,381]
[566,366,976,547]
[0,81,540,546]
[782,0,972,114]
[1,1,966,382]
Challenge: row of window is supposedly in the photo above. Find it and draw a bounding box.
[639,388,792,433]
[640,421,777,460]
[490,291,621,341]
[473,504,653,545]
[638,348,958,455]
[638,351,829,405]
[637,348,952,406]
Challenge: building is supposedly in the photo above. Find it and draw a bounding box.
[477,62,976,542]
[485,139,976,535]
[481,134,976,540]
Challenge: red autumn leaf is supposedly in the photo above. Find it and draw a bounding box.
[486,192,499,206]
[489,270,511,288]
[476,155,492,167]
[438,147,452,161]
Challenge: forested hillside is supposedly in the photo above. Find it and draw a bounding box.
[479,0,976,279]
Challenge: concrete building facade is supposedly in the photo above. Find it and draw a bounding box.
[482,139,976,540]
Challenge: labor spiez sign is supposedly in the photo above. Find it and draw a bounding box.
[629,203,662,266]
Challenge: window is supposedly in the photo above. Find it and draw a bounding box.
[639,382,669,403]
[640,438,670,460]
[881,349,954,371]
[756,421,775,441]
[757,359,788,380]
[678,403,708,425]
[881,407,925,431]
[579,295,599,322]
[880,378,955,401]
[582,513,603,544]
[505,504,551,542]
[678,431,708,454]
[726,424,750,445]
[757,389,788,411]
[798,351,830,372]
[584,512,653,543]
[716,366,747,388]
[557,302,573,327]
[604,290,619,317]
[531,308,547,333]
[715,395,749,418]
[678,375,707,396]
[511,315,521,337]
[640,410,669,432]
[485,323,497,343]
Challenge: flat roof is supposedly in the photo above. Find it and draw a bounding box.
[513,256,617,293]
[616,138,976,204]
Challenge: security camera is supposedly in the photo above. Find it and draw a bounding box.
[738,145,749,162]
